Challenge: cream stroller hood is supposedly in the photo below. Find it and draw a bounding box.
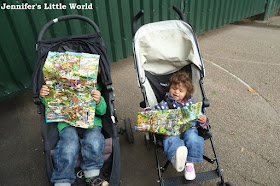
[133,20,205,85]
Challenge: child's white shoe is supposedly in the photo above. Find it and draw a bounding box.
[184,162,196,180]
[171,146,188,172]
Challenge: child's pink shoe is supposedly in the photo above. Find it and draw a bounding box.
[184,162,196,180]
[171,146,188,172]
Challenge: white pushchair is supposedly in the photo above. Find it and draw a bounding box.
[131,6,233,186]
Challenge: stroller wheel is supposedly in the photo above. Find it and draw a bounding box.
[216,181,235,186]
[124,118,134,144]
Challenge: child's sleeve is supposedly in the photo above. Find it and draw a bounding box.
[39,96,46,106]
[95,96,107,115]
[153,100,168,111]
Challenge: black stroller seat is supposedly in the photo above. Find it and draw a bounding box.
[32,15,121,186]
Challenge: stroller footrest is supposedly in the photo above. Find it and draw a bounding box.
[162,170,219,185]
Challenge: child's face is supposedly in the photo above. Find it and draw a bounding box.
[169,83,187,102]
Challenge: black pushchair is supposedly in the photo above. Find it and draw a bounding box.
[132,6,233,186]
[32,15,121,186]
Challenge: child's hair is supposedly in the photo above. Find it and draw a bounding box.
[169,70,194,99]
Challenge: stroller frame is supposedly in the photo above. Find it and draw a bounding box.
[132,6,233,186]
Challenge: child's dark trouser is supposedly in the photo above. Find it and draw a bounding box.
[51,126,105,184]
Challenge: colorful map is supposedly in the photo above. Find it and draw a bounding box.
[42,51,100,128]
[136,102,202,136]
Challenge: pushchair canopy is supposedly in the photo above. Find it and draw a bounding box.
[134,20,205,83]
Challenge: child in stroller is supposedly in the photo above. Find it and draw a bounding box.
[152,70,208,180]
[40,68,107,186]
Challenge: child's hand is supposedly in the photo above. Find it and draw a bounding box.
[40,85,50,98]
[197,115,207,124]
[91,90,101,105]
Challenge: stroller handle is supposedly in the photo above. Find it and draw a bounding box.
[132,10,144,36]
[37,15,100,42]
[172,6,186,22]
[132,6,185,35]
